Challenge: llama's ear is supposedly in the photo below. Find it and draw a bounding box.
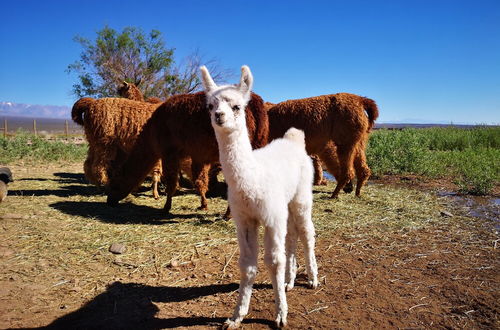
[200,66,217,92]
[239,65,253,95]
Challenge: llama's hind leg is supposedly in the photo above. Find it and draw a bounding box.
[290,198,318,289]
[299,215,318,289]
[285,218,298,291]
[224,219,259,329]
[264,220,288,328]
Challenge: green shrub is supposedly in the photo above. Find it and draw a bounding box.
[367,127,499,195]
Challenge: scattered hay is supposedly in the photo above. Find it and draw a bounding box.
[0,162,497,328]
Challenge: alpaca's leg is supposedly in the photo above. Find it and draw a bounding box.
[264,221,288,328]
[151,161,162,200]
[311,155,327,186]
[223,206,232,220]
[83,150,97,185]
[90,144,111,187]
[191,162,210,210]
[285,219,298,291]
[328,143,355,198]
[224,219,259,329]
[208,162,222,193]
[161,153,180,214]
[354,140,371,197]
[319,142,354,194]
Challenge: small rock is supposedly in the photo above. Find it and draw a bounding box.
[109,243,127,254]
[1,213,29,220]
[168,260,179,268]
[440,210,453,217]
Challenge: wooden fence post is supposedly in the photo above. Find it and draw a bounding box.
[65,120,69,139]
[33,119,37,136]
[3,118,6,138]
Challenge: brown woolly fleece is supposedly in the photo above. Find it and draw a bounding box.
[267,93,379,197]
[117,81,163,104]
[71,97,162,186]
[106,91,269,214]
[116,82,167,198]
[117,82,220,196]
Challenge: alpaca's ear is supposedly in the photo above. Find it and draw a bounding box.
[200,66,217,92]
[239,65,253,95]
[122,81,129,87]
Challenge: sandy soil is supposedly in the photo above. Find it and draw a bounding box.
[0,164,498,329]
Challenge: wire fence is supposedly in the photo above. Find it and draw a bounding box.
[0,117,84,140]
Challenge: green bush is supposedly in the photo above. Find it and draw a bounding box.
[367,127,500,195]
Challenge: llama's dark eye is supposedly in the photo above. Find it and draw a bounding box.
[232,105,240,111]
[208,104,214,110]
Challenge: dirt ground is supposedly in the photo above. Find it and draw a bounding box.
[0,163,498,329]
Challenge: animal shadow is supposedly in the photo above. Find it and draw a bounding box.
[11,172,101,197]
[9,185,100,198]
[49,201,177,225]
[53,172,87,184]
[18,281,275,330]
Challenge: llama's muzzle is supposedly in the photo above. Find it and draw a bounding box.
[215,111,225,126]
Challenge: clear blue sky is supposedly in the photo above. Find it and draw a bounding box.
[0,0,499,124]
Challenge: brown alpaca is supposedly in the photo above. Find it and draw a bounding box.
[71,97,162,190]
[117,82,218,193]
[106,92,269,214]
[116,82,166,199]
[117,81,163,104]
[267,93,378,197]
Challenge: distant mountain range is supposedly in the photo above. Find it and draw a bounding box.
[0,101,495,127]
[0,102,71,119]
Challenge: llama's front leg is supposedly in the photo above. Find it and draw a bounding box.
[264,224,288,328]
[224,220,259,329]
[285,220,298,291]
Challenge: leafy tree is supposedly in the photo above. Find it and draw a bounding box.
[67,26,230,99]
[164,48,232,96]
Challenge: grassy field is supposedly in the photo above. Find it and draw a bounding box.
[0,130,88,164]
[2,126,499,195]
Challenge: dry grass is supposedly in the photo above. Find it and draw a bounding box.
[0,162,497,328]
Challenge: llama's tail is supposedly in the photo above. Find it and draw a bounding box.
[361,97,379,131]
[71,97,94,126]
[284,127,306,149]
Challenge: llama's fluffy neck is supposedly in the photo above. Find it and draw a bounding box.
[215,125,259,193]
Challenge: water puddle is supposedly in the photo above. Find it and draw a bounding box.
[323,171,499,229]
[438,192,500,230]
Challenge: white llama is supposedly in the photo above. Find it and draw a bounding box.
[200,65,318,328]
